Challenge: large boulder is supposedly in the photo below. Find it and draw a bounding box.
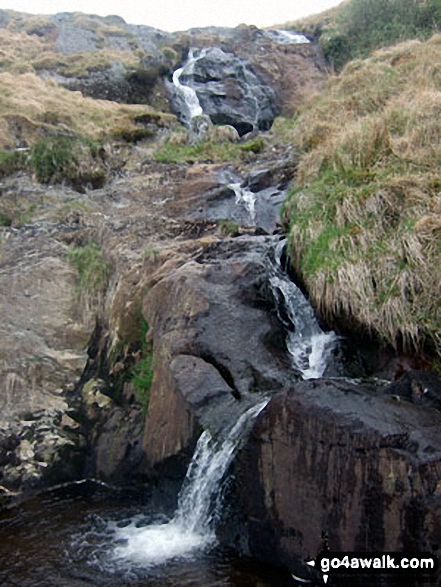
[236,378,441,579]
[141,236,293,476]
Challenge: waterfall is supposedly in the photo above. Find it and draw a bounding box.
[112,400,268,567]
[229,182,257,224]
[172,48,206,122]
[265,30,310,44]
[269,238,338,379]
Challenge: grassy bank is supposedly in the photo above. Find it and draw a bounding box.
[0,71,171,149]
[283,37,441,359]
[286,0,441,70]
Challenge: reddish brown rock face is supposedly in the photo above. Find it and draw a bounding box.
[141,237,293,475]
[236,379,441,576]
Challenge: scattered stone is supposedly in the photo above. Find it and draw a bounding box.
[18,440,34,462]
[60,414,80,429]
[188,114,213,145]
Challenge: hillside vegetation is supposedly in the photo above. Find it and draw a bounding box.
[283,36,441,361]
[0,71,170,149]
[287,0,441,70]
[0,11,177,150]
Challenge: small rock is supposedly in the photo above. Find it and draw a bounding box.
[18,439,34,462]
[188,114,213,145]
[60,414,80,429]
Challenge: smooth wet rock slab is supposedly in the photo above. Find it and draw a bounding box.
[237,378,441,577]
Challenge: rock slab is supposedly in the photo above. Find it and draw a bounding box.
[237,378,441,578]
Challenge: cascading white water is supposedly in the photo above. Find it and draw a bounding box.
[229,182,257,224]
[172,48,207,120]
[269,238,338,379]
[112,400,268,567]
[265,30,310,44]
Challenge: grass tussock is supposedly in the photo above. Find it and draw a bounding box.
[284,37,441,357]
[67,243,109,295]
[285,0,441,71]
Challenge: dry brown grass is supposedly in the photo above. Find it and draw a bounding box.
[285,37,441,358]
[32,49,139,78]
[0,71,172,148]
[0,28,51,73]
[0,12,174,148]
[0,25,139,79]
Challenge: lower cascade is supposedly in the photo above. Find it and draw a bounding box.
[229,181,257,224]
[269,238,338,379]
[111,400,268,567]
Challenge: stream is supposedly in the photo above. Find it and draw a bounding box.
[0,46,348,587]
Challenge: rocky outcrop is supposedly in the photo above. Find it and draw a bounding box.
[0,152,190,491]
[0,207,96,489]
[141,236,294,475]
[1,11,326,117]
[176,25,327,115]
[0,134,292,493]
[166,148,296,234]
[236,378,441,578]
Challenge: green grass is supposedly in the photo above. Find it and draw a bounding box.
[0,201,37,227]
[318,0,441,69]
[0,150,26,177]
[130,320,154,413]
[67,243,109,295]
[219,219,240,237]
[0,211,12,226]
[282,37,441,358]
[154,136,265,164]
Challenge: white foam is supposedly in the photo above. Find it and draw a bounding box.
[111,401,268,568]
[229,182,257,223]
[113,519,212,567]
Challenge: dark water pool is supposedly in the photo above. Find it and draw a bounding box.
[0,480,295,587]
[0,481,438,587]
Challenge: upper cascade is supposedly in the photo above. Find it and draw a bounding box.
[269,239,338,379]
[171,48,207,123]
[263,30,310,44]
[168,46,279,136]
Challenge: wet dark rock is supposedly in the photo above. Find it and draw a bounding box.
[236,379,441,576]
[168,163,292,234]
[92,405,146,484]
[385,370,441,410]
